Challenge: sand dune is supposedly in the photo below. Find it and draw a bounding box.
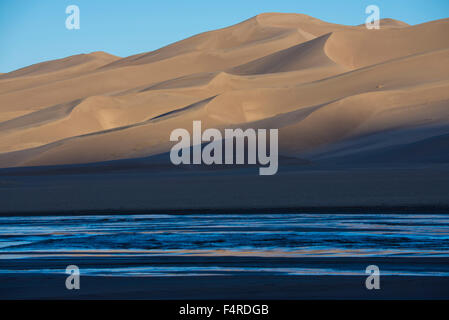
[228,33,344,75]
[357,18,410,28]
[0,51,118,80]
[1,12,449,168]
[0,52,119,97]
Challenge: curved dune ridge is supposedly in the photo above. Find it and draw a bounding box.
[228,33,342,75]
[1,12,449,168]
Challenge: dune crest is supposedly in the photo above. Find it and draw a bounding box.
[0,51,119,80]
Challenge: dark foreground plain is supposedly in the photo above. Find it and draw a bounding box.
[1,163,449,215]
[2,272,449,299]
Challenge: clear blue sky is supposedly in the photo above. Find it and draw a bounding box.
[1,0,448,73]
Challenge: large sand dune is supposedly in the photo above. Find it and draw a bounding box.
[1,12,449,170]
